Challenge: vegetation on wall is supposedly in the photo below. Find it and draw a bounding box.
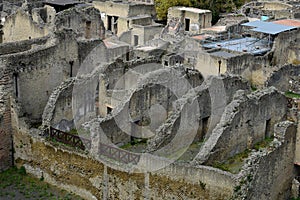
[285,91,300,99]
[155,0,249,24]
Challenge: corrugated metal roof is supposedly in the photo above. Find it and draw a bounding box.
[242,20,297,35]
[242,20,269,27]
[202,37,271,55]
[251,25,296,35]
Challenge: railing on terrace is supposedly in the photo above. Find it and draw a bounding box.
[98,143,140,165]
[48,127,91,150]
[47,127,141,165]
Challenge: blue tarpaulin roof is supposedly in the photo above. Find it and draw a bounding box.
[261,16,269,21]
[241,20,297,35]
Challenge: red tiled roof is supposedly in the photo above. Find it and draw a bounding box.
[273,19,300,27]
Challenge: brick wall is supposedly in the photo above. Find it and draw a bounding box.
[0,71,13,171]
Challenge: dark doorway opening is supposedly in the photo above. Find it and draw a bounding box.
[265,119,271,138]
[218,60,222,75]
[69,61,74,77]
[113,16,118,34]
[201,117,209,138]
[85,21,91,39]
[107,16,112,31]
[185,18,190,31]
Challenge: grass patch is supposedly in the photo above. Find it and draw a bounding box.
[251,84,257,91]
[254,136,273,151]
[120,138,147,149]
[212,161,230,172]
[69,128,78,135]
[120,142,132,149]
[285,91,300,99]
[0,166,83,200]
[212,149,251,173]
[212,137,274,173]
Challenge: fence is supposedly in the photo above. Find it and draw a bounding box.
[49,127,91,150]
[48,127,141,165]
[98,143,140,165]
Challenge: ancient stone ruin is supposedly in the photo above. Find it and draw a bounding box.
[0,0,300,199]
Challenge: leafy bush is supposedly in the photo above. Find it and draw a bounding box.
[155,0,249,24]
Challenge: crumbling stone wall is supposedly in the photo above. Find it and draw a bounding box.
[93,1,156,35]
[0,30,79,122]
[32,5,56,25]
[262,2,293,10]
[42,78,75,131]
[147,75,250,152]
[0,69,13,171]
[12,92,296,200]
[51,83,74,128]
[3,9,49,43]
[266,64,300,93]
[0,31,84,170]
[0,0,44,17]
[233,121,296,200]
[77,39,105,64]
[0,36,48,55]
[193,87,287,165]
[11,111,236,200]
[98,59,162,117]
[42,40,112,129]
[241,1,295,19]
[295,108,300,166]
[95,64,203,145]
[55,6,105,40]
[0,0,22,17]
[272,29,300,66]
[226,53,271,87]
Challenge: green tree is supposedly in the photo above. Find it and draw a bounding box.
[155,0,248,24]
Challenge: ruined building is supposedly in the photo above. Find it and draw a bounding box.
[0,0,300,199]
